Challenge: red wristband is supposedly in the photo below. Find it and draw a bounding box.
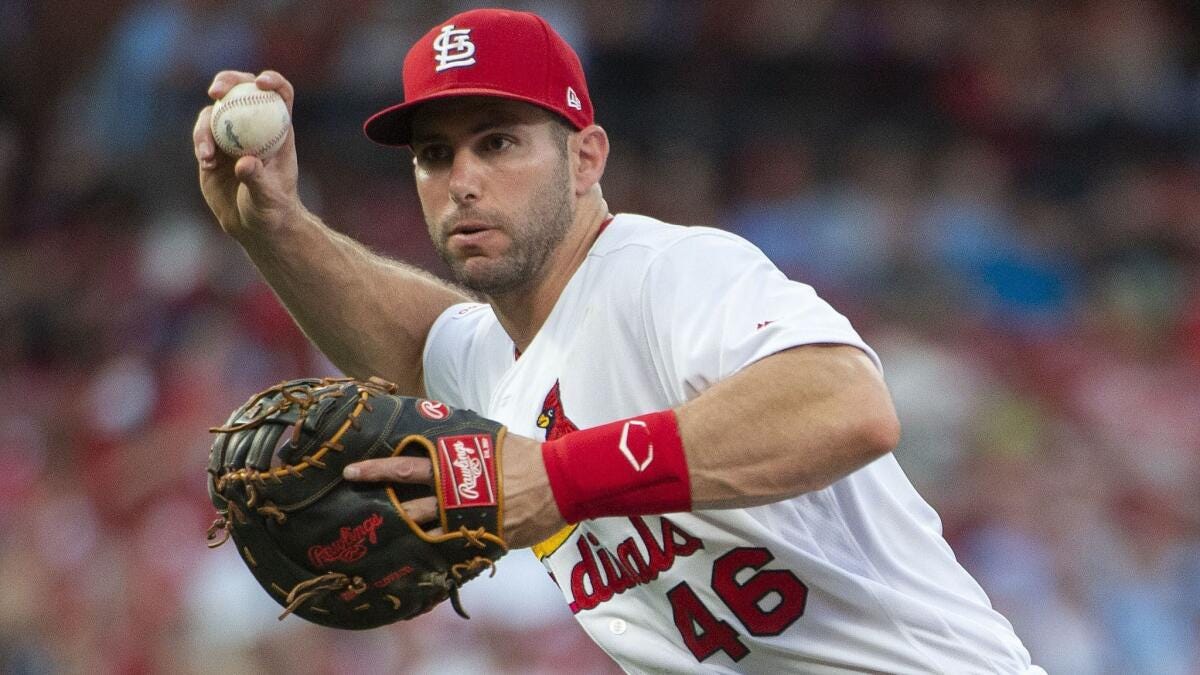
[541,410,691,523]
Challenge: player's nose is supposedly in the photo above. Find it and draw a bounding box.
[448,151,483,206]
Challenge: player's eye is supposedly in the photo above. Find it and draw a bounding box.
[417,144,452,164]
[482,135,513,153]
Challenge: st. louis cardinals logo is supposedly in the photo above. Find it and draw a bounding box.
[537,380,579,441]
[433,24,476,72]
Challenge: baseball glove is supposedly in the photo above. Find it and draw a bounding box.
[205,376,508,629]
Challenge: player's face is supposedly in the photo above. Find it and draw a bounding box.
[410,98,574,295]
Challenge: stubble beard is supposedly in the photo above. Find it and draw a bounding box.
[432,164,574,296]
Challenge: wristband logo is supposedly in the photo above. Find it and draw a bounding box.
[437,435,497,508]
[308,512,385,568]
[619,420,654,471]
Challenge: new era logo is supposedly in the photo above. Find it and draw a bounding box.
[433,24,476,72]
[566,86,582,111]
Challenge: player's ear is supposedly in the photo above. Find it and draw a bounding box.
[571,124,608,197]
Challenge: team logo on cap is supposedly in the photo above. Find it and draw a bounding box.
[433,24,477,72]
[566,86,582,111]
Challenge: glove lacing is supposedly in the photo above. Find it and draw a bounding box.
[280,572,367,620]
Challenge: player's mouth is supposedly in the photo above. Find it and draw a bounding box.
[447,221,503,249]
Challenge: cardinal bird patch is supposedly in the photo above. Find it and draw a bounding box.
[533,380,580,560]
[536,380,579,441]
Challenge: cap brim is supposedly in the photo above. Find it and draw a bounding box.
[363,88,583,147]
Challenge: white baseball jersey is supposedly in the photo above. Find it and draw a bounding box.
[423,214,1036,674]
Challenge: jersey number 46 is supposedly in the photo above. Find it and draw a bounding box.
[667,546,808,663]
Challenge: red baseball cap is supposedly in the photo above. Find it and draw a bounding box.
[363,8,594,147]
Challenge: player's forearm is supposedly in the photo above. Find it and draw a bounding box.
[676,344,900,509]
[236,208,470,394]
[534,344,901,534]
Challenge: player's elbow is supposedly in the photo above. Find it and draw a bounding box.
[814,387,901,491]
[845,358,902,462]
[857,405,901,460]
[789,399,901,496]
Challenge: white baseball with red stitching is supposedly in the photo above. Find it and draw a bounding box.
[209,82,290,159]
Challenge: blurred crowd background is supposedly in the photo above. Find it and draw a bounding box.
[2,1,1199,673]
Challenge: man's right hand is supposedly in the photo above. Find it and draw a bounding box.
[193,70,303,240]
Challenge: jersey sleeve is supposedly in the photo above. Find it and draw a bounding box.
[639,229,880,401]
[421,302,498,410]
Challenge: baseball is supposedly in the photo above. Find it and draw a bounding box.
[209,82,291,159]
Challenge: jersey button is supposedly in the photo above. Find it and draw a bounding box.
[609,618,627,635]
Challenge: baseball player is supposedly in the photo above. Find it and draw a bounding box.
[193,8,1042,674]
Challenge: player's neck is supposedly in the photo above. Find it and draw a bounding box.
[489,197,611,352]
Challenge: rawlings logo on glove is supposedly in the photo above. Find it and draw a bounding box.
[439,435,496,507]
[205,377,509,629]
[308,513,385,568]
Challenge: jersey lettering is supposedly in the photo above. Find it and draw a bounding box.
[568,516,702,613]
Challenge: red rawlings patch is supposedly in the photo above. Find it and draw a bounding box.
[308,513,384,568]
[436,435,497,509]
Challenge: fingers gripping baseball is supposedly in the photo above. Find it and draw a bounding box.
[195,70,301,238]
[209,70,295,112]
